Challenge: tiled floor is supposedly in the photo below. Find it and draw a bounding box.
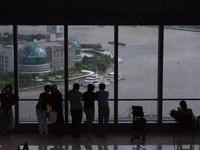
[0,132,200,150]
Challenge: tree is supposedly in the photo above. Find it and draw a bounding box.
[82,56,89,64]
[3,32,9,37]
[75,62,82,70]
[38,73,48,80]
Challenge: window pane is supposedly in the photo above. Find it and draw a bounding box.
[0,25,15,120]
[68,25,114,122]
[118,26,158,99]
[19,101,38,122]
[0,25,14,90]
[18,25,65,99]
[67,101,114,123]
[163,100,200,122]
[68,26,114,97]
[118,100,157,123]
[164,26,200,98]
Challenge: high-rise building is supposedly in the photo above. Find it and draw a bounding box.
[46,43,75,71]
[0,47,14,73]
[46,25,64,41]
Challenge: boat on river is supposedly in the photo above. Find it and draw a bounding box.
[105,72,125,81]
[108,41,126,46]
[83,74,103,86]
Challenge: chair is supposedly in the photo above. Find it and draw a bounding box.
[131,106,146,143]
[173,113,196,143]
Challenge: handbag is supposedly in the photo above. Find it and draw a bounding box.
[48,108,57,123]
[18,142,29,150]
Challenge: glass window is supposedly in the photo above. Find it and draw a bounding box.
[163,100,200,122]
[0,25,14,120]
[164,26,200,99]
[18,25,64,100]
[118,26,158,122]
[118,26,158,99]
[68,25,114,122]
[118,100,157,123]
[0,25,14,89]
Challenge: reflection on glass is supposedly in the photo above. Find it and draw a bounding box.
[118,26,158,99]
[68,26,114,99]
[164,26,200,99]
[118,101,157,122]
[18,25,65,99]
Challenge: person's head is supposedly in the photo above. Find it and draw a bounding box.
[51,84,57,92]
[180,100,187,110]
[99,83,106,90]
[44,85,51,92]
[73,83,80,90]
[87,84,95,92]
[5,84,12,93]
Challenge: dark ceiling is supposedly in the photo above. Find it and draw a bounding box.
[1,0,200,25]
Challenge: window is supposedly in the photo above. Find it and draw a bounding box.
[164,26,200,99]
[118,26,158,122]
[0,25,15,120]
[0,25,14,88]
[163,25,200,121]
[17,25,65,122]
[68,25,114,122]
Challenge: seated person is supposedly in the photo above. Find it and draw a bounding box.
[170,100,195,121]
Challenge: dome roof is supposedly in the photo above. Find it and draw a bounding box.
[18,42,47,65]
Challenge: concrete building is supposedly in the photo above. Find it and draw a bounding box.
[46,25,64,41]
[0,47,14,73]
[46,43,75,71]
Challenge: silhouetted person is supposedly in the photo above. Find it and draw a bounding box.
[96,83,109,138]
[0,84,18,139]
[171,100,195,121]
[51,84,64,137]
[36,85,51,135]
[68,83,82,138]
[82,84,96,140]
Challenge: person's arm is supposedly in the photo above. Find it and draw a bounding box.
[170,109,177,119]
[1,88,5,94]
[38,97,43,113]
[190,109,195,120]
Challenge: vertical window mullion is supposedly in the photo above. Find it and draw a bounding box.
[64,24,69,124]
[157,25,164,124]
[13,25,19,125]
[114,25,118,124]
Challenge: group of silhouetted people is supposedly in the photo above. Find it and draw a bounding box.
[36,82,110,139]
[36,84,64,137]
[68,83,110,139]
[1,83,197,140]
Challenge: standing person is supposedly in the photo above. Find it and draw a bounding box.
[96,83,110,138]
[82,84,96,140]
[51,84,64,137]
[68,83,82,138]
[0,84,18,139]
[36,85,51,135]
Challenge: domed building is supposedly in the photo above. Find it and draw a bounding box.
[18,42,51,74]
